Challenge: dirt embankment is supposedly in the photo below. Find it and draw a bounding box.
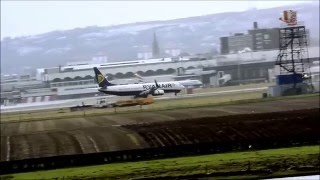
[1,97,319,162]
[123,108,320,148]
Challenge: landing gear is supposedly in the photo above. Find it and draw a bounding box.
[175,92,177,96]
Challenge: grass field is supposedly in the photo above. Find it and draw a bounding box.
[1,89,266,122]
[1,90,318,123]
[0,81,317,123]
[3,145,318,180]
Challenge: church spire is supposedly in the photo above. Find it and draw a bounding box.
[152,32,160,58]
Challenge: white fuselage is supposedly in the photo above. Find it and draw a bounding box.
[177,80,202,87]
[99,81,185,96]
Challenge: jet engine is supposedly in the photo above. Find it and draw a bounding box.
[152,89,164,96]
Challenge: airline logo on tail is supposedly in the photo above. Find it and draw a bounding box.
[93,67,115,88]
[97,74,105,84]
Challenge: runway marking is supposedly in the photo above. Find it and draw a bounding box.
[6,136,10,161]
[110,127,141,147]
[190,87,267,96]
[75,135,86,153]
[156,87,267,100]
[126,134,140,146]
[87,136,100,152]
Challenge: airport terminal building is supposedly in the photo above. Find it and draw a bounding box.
[1,46,319,105]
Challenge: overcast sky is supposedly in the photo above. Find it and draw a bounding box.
[1,1,315,39]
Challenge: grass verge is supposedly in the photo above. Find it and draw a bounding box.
[2,145,319,180]
[1,92,318,123]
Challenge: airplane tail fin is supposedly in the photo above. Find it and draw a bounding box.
[93,67,114,88]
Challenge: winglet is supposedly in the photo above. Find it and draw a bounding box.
[155,80,160,88]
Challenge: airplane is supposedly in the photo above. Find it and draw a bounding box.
[174,79,203,88]
[133,72,202,88]
[93,67,185,98]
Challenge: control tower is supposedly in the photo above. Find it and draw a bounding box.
[268,10,312,96]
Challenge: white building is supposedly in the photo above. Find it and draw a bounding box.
[165,49,181,57]
[137,52,153,59]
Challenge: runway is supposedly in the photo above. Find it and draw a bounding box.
[0,87,266,113]
[157,87,267,100]
[266,175,320,180]
[0,96,112,113]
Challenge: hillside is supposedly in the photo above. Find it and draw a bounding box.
[1,2,319,74]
